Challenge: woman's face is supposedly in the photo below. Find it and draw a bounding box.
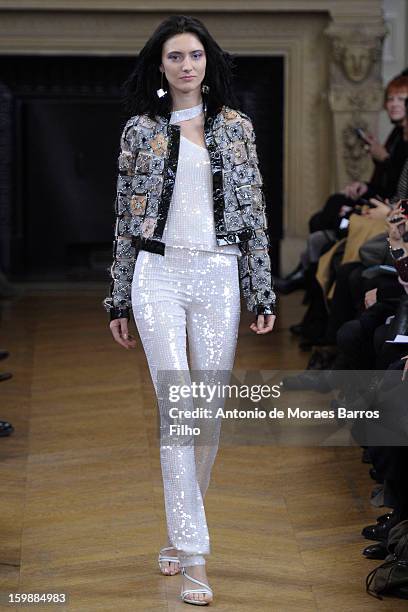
[385,91,408,123]
[160,32,206,98]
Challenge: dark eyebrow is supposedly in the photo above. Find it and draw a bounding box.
[167,49,204,54]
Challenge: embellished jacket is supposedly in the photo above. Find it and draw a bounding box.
[103,105,277,320]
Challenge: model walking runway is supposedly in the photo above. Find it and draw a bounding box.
[104,14,276,606]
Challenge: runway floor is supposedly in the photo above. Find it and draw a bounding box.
[0,283,406,611]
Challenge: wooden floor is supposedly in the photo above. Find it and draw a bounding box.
[0,284,406,611]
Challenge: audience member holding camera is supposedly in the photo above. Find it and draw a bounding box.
[285,84,408,359]
[282,71,408,596]
[276,75,408,297]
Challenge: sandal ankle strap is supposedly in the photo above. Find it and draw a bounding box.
[158,546,180,567]
[158,546,180,564]
[158,556,180,563]
[181,568,213,596]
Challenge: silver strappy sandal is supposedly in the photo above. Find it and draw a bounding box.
[180,566,213,606]
[157,546,180,575]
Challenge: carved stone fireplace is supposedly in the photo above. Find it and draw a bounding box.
[0,0,386,273]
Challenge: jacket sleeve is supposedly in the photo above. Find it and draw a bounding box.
[237,115,277,316]
[103,117,140,321]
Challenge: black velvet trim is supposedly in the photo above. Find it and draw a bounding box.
[256,303,276,316]
[204,116,226,235]
[110,307,130,321]
[132,236,165,255]
[154,123,180,238]
[217,228,255,245]
[147,113,256,246]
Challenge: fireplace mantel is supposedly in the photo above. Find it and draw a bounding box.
[0,0,384,19]
[0,0,386,272]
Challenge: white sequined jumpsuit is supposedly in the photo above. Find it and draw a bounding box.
[131,134,241,567]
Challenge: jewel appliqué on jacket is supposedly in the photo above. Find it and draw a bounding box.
[103,106,277,318]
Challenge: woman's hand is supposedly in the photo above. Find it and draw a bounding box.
[341,181,368,200]
[109,317,137,349]
[387,206,408,250]
[363,134,390,162]
[387,220,406,247]
[250,314,276,334]
[363,198,391,220]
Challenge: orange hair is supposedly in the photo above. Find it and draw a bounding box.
[384,75,408,106]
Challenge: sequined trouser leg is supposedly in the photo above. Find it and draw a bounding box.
[131,246,241,567]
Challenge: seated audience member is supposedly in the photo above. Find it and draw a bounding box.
[285,204,408,575]
[276,74,408,295]
[285,201,408,383]
[293,102,408,356]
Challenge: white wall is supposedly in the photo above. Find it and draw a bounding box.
[379,0,408,141]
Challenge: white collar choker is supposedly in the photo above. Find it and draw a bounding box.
[170,102,204,124]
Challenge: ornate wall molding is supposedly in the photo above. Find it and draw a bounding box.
[325,23,387,187]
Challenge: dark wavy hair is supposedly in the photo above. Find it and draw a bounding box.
[122,15,239,120]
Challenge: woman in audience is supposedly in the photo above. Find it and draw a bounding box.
[277,74,408,296]
[291,94,408,359]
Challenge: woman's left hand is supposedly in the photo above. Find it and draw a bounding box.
[250,314,276,334]
[363,134,390,162]
[363,198,391,220]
